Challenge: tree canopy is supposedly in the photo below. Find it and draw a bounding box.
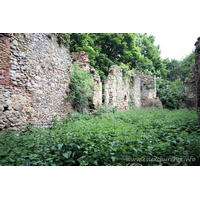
[66,33,168,80]
[163,50,195,83]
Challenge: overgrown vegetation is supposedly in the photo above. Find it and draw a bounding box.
[67,62,96,113]
[0,33,197,166]
[163,50,195,84]
[47,34,52,39]
[128,95,136,110]
[0,109,199,166]
[156,50,195,109]
[156,78,185,109]
[57,33,71,48]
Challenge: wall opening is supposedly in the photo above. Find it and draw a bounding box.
[124,95,127,101]
[3,106,8,112]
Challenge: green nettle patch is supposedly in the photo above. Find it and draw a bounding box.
[0,109,199,166]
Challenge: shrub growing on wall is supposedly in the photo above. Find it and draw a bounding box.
[68,63,95,113]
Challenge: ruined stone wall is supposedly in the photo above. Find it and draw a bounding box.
[0,33,73,130]
[70,51,102,110]
[0,36,102,131]
[185,73,196,104]
[195,37,200,122]
[0,33,163,131]
[140,75,156,107]
[129,76,141,108]
[104,66,130,110]
[104,66,162,110]
[0,34,11,130]
[180,73,196,109]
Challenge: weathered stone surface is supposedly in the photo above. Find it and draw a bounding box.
[19,52,26,58]
[12,40,18,46]
[0,33,74,130]
[104,66,162,110]
[35,76,41,81]
[14,105,23,111]
[180,73,196,109]
[0,125,5,130]
[15,121,22,126]
[8,118,18,124]
[6,99,12,105]
[4,92,10,98]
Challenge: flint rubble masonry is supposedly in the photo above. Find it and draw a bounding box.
[0,34,102,131]
[0,33,74,130]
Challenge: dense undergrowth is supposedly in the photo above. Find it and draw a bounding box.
[0,108,199,166]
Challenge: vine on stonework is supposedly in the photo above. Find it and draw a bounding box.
[57,33,71,48]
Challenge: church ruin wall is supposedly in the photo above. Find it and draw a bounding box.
[0,34,102,131]
[104,66,162,110]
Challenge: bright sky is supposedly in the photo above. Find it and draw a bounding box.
[150,32,200,61]
[141,0,200,61]
[2,0,200,63]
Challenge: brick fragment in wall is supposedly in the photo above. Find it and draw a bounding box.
[0,34,10,91]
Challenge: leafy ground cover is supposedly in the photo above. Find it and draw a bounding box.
[0,109,199,166]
